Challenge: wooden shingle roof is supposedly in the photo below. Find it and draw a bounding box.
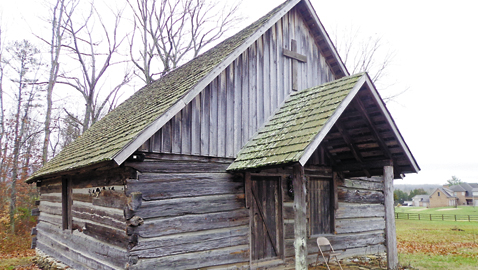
[27,0,300,182]
[228,72,420,178]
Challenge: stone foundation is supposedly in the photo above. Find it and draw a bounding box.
[32,249,73,270]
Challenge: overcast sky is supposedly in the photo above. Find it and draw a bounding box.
[1,0,477,186]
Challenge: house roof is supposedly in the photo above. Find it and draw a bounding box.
[27,0,347,183]
[431,187,456,198]
[412,195,429,202]
[448,185,466,192]
[227,73,420,177]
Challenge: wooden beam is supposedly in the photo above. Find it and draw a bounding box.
[384,165,398,269]
[293,164,307,270]
[333,159,393,172]
[291,39,299,91]
[283,48,307,62]
[353,98,393,159]
[335,121,371,177]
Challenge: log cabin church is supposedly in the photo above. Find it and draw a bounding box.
[27,0,419,269]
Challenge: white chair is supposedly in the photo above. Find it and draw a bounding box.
[315,237,343,270]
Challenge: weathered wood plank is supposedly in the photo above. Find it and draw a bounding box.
[226,65,234,158]
[161,120,172,153]
[135,194,245,219]
[171,112,181,154]
[336,203,385,219]
[233,58,242,156]
[127,173,243,200]
[209,78,218,156]
[131,245,249,270]
[217,70,227,157]
[200,86,210,155]
[335,218,385,234]
[133,209,249,238]
[131,226,248,258]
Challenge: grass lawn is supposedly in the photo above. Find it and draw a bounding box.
[396,219,478,270]
[0,257,38,270]
[396,206,478,215]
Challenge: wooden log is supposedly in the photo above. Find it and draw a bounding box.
[126,216,144,227]
[285,232,385,257]
[69,166,134,189]
[135,194,245,219]
[337,187,384,204]
[125,160,230,174]
[84,222,129,248]
[336,203,385,219]
[384,165,398,269]
[31,208,40,216]
[342,178,384,191]
[127,173,243,201]
[72,202,126,230]
[31,236,37,249]
[128,192,143,211]
[40,193,62,203]
[293,165,307,270]
[93,190,128,209]
[130,226,249,258]
[38,212,62,226]
[37,221,128,269]
[335,218,385,234]
[133,209,249,238]
[130,245,249,270]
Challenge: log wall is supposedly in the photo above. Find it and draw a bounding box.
[35,167,134,270]
[259,165,386,266]
[306,176,386,263]
[140,7,335,158]
[124,158,250,270]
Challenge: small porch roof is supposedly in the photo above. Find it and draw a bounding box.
[227,73,419,179]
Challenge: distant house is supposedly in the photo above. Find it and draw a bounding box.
[429,187,457,208]
[412,195,429,207]
[447,183,478,206]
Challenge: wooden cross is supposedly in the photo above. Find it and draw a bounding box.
[283,39,307,91]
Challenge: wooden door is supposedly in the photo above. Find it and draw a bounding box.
[308,177,333,235]
[250,176,283,261]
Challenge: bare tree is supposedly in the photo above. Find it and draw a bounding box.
[5,40,43,232]
[38,0,72,165]
[127,0,242,84]
[60,1,132,133]
[332,25,394,87]
[0,27,5,163]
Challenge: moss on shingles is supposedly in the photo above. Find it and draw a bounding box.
[227,73,364,171]
[28,0,296,182]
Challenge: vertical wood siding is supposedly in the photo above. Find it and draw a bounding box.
[142,8,335,158]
